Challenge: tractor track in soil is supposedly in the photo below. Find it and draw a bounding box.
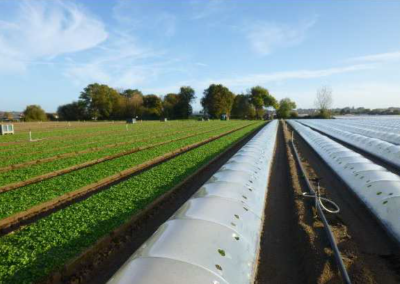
[42,122,266,284]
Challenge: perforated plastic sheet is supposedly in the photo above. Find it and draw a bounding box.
[107,120,279,284]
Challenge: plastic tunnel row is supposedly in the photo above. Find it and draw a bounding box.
[303,119,400,145]
[335,117,400,132]
[288,120,400,245]
[107,120,279,284]
[297,120,400,169]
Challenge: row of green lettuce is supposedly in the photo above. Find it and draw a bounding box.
[0,122,224,169]
[0,121,203,156]
[0,122,242,186]
[0,121,263,284]
[0,122,130,144]
[0,122,255,219]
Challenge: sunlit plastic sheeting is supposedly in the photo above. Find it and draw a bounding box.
[297,120,400,169]
[107,120,279,284]
[298,119,400,145]
[288,120,400,245]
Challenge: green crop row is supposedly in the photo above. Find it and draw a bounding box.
[0,122,255,219]
[0,123,129,144]
[0,122,240,186]
[0,121,198,155]
[0,121,263,284]
[0,122,216,168]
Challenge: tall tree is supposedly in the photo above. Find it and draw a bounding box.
[23,105,47,121]
[57,101,86,121]
[315,86,333,118]
[122,89,143,98]
[176,86,195,119]
[163,93,180,119]
[249,86,278,119]
[231,94,256,119]
[276,98,297,119]
[201,84,235,119]
[143,94,163,119]
[79,83,121,120]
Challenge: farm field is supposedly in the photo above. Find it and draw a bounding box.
[0,120,264,283]
[2,118,400,284]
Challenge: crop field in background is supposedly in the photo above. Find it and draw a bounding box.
[0,120,264,283]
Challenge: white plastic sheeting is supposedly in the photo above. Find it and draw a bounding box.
[107,120,279,284]
[297,120,400,169]
[288,120,400,244]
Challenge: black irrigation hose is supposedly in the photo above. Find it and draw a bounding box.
[289,127,352,284]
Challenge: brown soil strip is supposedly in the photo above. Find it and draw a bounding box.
[0,124,215,173]
[39,122,265,284]
[0,123,257,235]
[287,121,400,283]
[255,121,307,284]
[0,124,237,194]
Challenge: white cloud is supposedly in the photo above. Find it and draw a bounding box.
[195,62,208,67]
[206,64,373,88]
[246,18,316,55]
[64,33,182,89]
[0,0,108,73]
[112,0,177,37]
[190,0,226,20]
[350,51,400,63]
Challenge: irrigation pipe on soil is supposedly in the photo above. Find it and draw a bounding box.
[289,123,352,284]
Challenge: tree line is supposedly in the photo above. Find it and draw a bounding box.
[17,83,298,122]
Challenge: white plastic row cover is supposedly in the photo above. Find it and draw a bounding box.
[288,120,400,244]
[307,119,400,145]
[107,120,279,284]
[297,120,400,169]
[334,117,400,132]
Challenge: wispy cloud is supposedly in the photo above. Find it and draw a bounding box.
[201,64,372,88]
[190,0,226,20]
[0,0,108,73]
[245,18,317,56]
[64,32,184,89]
[350,51,400,63]
[112,0,177,38]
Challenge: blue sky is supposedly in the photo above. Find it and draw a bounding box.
[1,0,400,112]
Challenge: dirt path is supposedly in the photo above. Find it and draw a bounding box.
[255,122,304,283]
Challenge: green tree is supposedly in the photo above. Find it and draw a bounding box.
[231,94,256,119]
[122,89,143,98]
[57,101,86,121]
[126,93,144,118]
[276,98,297,119]
[176,86,196,119]
[23,105,47,122]
[143,94,163,119]
[249,86,278,119]
[79,83,121,120]
[163,93,180,119]
[201,84,235,119]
